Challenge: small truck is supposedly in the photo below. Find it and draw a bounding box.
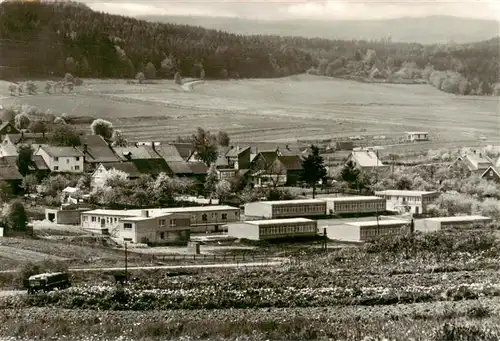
[25,272,71,294]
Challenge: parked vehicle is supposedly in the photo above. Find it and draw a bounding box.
[26,272,71,294]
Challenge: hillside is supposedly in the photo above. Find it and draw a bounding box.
[139,15,500,45]
[0,1,498,95]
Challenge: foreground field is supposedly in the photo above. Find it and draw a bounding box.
[1,75,497,146]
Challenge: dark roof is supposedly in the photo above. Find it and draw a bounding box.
[0,158,22,180]
[215,155,229,167]
[255,151,279,163]
[277,155,303,170]
[171,143,193,161]
[167,161,194,174]
[130,159,172,176]
[33,155,49,170]
[113,146,162,161]
[188,162,208,175]
[5,133,50,145]
[76,136,120,164]
[1,155,48,171]
[102,162,142,178]
[39,145,83,157]
[155,144,185,162]
[0,122,19,135]
[226,146,251,158]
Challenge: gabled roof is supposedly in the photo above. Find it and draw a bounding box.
[481,165,500,179]
[276,155,303,170]
[171,143,193,161]
[155,144,185,162]
[458,153,493,171]
[0,158,22,180]
[254,151,279,163]
[113,146,162,161]
[167,161,194,174]
[215,155,229,167]
[5,133,51,145]
[38,145,83,157]
[189,162,208,175]
[100,162,142,178]
[226,146,251,158]
[0,122,19,135]
[80,135,110,147]
[1,155,48,171]
[130,159,172,176]
[349,150,385,168]
[76,135,119,164]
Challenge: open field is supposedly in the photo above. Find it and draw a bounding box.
[1,75,498,149]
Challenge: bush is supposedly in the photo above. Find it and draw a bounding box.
[74,77,83,86]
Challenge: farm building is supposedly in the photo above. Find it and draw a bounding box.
[414,215,493,233]
[375,190,440,215]
[324,219,410,242]
[406,132,429,142]
[244,199,327,219]
[227,218,317,241]
[35,145,84,173]
[118,212,191,244]
[323,196,386,215]
[450,151,494,174]
[80,205,240,234]
[345,150,388,172]
[45,207,90,225]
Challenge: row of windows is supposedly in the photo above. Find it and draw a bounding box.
[259,223,316,236]
[54,165,80,171]
[360,227,404,239]
[53,157,80,162]
[85,212,239,225]
[334,202,384,211]
[84,216,119,224]
[273,205,325,214]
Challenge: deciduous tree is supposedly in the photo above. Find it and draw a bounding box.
[191,127,218,166]
[90,119,114,141]
[3,201,27,232]
[16,144,34,176]
[217,131,230,147]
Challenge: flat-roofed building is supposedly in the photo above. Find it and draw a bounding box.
[119,212,191,244]
[375,190,440,215]
[406,131,429,142]
[324,196,386,215]
[80,205,240,234]
[228,218,317,240]
[415,215,492,233]
[325,219,409,242]
[244,199,327,219]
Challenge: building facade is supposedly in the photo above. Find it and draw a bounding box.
[414,215,493,233]
[406,132,429,142]
[119,212,191,244]
[324,196,386,215]
[244,199,327,219]
[325,219,409,242]
[35,145,84,173]
[375,190,440,215]
[228,218,317,240]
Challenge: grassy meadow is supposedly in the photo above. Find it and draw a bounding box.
[0,75,498,146]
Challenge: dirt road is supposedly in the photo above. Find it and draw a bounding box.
[0,245,68,262]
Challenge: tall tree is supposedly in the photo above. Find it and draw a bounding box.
[300,145,327,198]
[191,127,218,166]
[204,164,218,197]
[341,160,361,190]
[3,201,27,232]
[16,144,34,176]
[90,119,114,141]
[217,131,230,147]
[50,125,82,146]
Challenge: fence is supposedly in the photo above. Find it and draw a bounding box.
[147,253,273,263]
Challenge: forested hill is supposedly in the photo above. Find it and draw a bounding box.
[0,1,498,96]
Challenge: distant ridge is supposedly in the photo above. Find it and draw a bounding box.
[138,15,500,44]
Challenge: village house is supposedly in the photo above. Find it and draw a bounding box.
[154,143,207,182]
[228,218,317,241]
[114,145,172,177]
[35,144,84,173]
[0,121,19,139]
[406,131,429,142]
[75,135,121,172]
[449,150,494,174]
[0,132,50,157]
[249,150,303,187]
[346,149,388,172]
[481,166,500,183]
[375,190,441,215]
[0,158,23,194]
[91,162,142,188]
[225,146,251,169]
[1,155,49,178]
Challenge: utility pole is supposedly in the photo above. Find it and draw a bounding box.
[323,227,328,252]
[124,242,128,283]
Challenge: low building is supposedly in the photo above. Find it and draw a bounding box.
[35,145,84,173]
[450,151,494,174]
[244,199,327,219]
[406,132,429,142]
[375,190,440,215]
[80,205,240,234]
[228,218,317,241]
[45,207,90,225]
[346,150,389,172]
[119,212,191,244]
[325,219,409,242]
[324,196,386,216]
[414,215,492,233]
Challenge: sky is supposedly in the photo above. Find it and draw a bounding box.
[79,0,500,21]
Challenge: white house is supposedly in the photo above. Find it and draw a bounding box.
[406,132,429,142]
[346,150,388,172]
[35,145,84,173]
[375,190,440,215]
[450,151,494,173]
[91,162,142,188]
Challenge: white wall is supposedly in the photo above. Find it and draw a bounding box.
[325,224,360,242]
[414,219,441,233]
[228,223,260,240]
[244,202,272,218]
[37,148,84,173]
[81,213,126,234]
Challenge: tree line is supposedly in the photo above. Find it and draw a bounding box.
[0,1,498,95]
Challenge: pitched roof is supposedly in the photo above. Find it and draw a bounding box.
[1,155,48,171]
[277,155,303,170]
[189,162,208,174]
[225,146,250,158]
[215,155,229,167]
[461,153,493,171]
[80,135,110,147]
[38,145,83,157]
[171,143,193,160]
[5,133,51,145]
[76,136,119,164]
[130,159,172,176]
[113,146,162,161]
[167,161,194,174]
[155,144,185,162]
[481,166,500,179]
[0,122,19,134]
[0,158,22,180]
[349,150,385,168]
[101,162,142,178]
[255,151,279,163]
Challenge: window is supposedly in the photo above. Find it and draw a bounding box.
[159,219,165,226]
[123,238,132,242]
[160,232,165,239]
[83,216,88,222]
[222,213,227,220]
[170,219,176,227]
[54,157,59,162]
[202,214,207,221]
[75,165,80,171]
[124,223,132,229]
[66,159,70,164]
[54,166,59,171]
[76,157,80,161]
[91,216,96,222]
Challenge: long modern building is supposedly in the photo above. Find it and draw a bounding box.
[324,219,410,242]
[244,199,327,219]
[324,196,386,215]
[228,218,317,241]
[414,215,492,233]
[375,190,440,215]
[81,205,240,234]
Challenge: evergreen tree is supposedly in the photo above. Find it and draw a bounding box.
[300,145,327,198]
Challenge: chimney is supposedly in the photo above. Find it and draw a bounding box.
[236,146,240,152]
[141,210,149,217]
[83,144,88,154]
[151,141,155,151]
[286,144,289,150]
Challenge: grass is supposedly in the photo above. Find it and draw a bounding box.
[1,75,497,147]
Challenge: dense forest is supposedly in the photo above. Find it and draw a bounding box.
[0,1,498,95]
